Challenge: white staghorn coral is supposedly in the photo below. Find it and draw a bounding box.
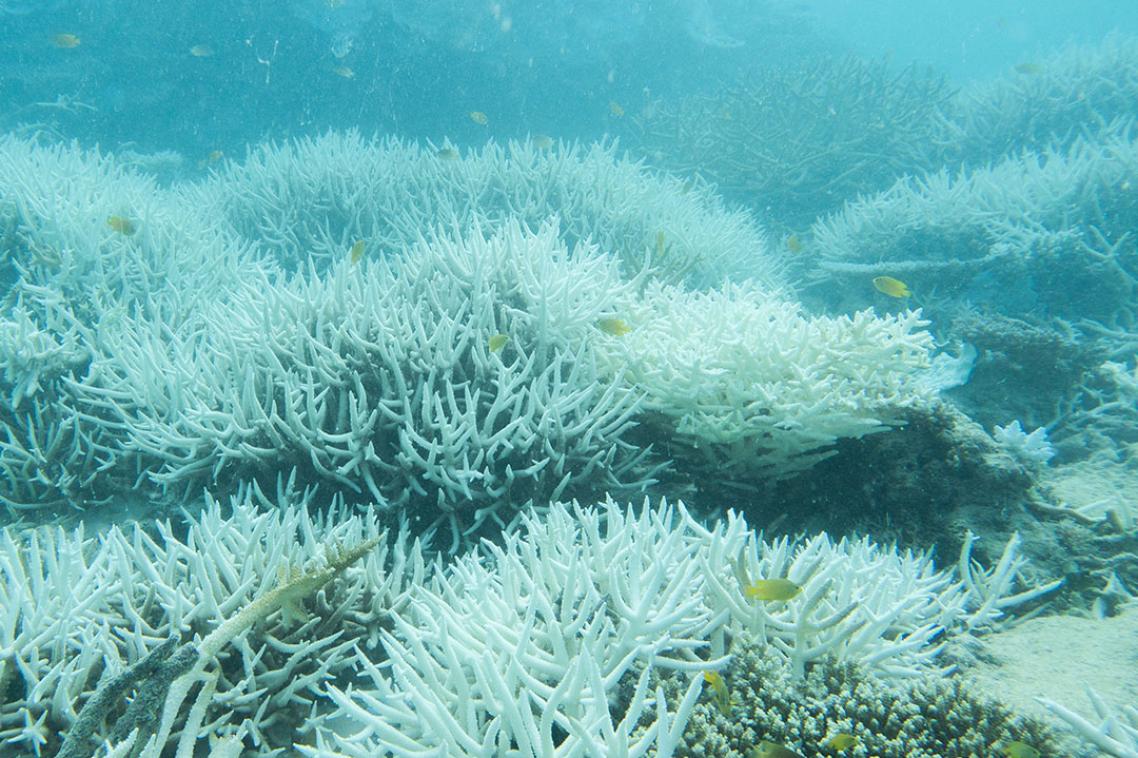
[75,222,659,536]
[0,135,262,320]
[0,136,267,514]
[304,498,1049,757]
[599,281,935,477]
[182,130,780,289]
[1040,688,1138,758]
[0,483,417,756]
[812,122,1138,323]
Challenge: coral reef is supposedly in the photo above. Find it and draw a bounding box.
[308,498,1053,757]
[1,133,942,527]
[812,123,1138,326]
[947,310,1100,432]
[0,484,417,756]
[633,54,951,227]
[598,282,935,479]
[183,131,780,289]
[942,35,1138,166]
[666,637,1063,757]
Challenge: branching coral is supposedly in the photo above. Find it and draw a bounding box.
[598,281,935,479]
[182,130,779,289]
[633,54,951,227]
[663,637,1062,757]
[1041,688,1138,758]
[72,221,661,538]
[812,122,1138,326]
[0,484,417,756]
[941,34,1138,166]
[0,135,262,320]
[305,497,1054,757]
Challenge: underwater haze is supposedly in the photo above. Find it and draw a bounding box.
[3,1,1138,757]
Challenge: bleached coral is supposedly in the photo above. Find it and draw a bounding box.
[0,135,262,320]
[1040,688,1138,758]
[992,420,1055,466]
[812,123,1138,324]
[0,483,417,756]
[1,490,1053,757]
[183,130,779,288]
[75,222,659,536]
[0,137,269,514]
[306,498,1051,757]
[599,281,935,477]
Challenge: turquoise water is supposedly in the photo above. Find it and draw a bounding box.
[3,2,1138,757]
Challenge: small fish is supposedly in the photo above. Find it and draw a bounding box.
[744,578,802,602]
[1014,62,1044,75]
[106,215,136,235]
[608,100,625,117]
[52,33,81,48]
[469,111,488,125]
[751,741,806,758]
[826,733,858,751]
[532,134,554,150]
[333,66,355,79]
[349,240,365,264]
[189,44,214,57]
[326,0,345,7]
[655,230,666,258]
[872,275,911,298]
[436,147,460,160]
[196,149,226,169]
[1001,741,1040,758]
[597,317,631,336]
[488,333,509,352]
[786,234,804,254]
[702,671,731,716]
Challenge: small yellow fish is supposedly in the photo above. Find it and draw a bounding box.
[52,33,81,49]
[751,741,806,758]
[826,733,858,751]
[1001,741,1040,758]
[349,239,365,264]
[488,334,509,352]
[195,149,226,169]
[189,44,214,57]
[702,670,731,715]
[786,234,804,254]
[532,134,554,150]
[597,317,631,336]
[655,230,666,258]
[469,111,488,125]
[436,147,460,160]
[608,100,625,117]
[1014,62,1044,75]
[106,215,136,235]
[744,578,802,602]
[872,275,911,298]
[333,65,355,79]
